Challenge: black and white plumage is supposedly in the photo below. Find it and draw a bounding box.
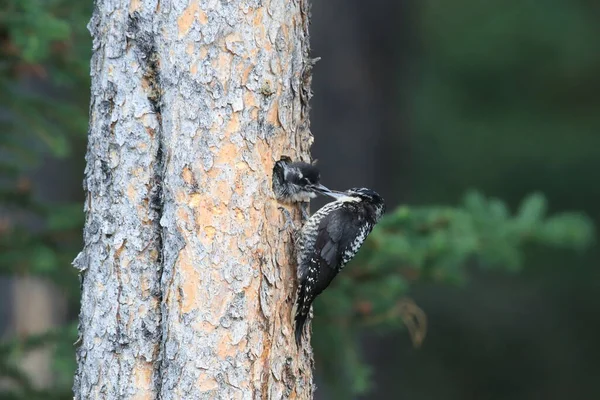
[293,187,386,346]
[272,156,332,202]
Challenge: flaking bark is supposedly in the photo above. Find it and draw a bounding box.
[75,0,315,399]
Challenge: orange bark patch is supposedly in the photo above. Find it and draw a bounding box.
[131,362,154,400]
[140,277,150,295]
[244,210,263,237]
[194,199,215,238]
[266,101,279,126]
[243,91,257,109]
[129,0,142,13]
[215,52,233,83]
[216,180,233,204]
[177,0,199,38]
[241,64,254,87]
[255,139,275,175]
[175,190,188,205]
[137,304,147,317]
[114,240,126,260]
[197,373,219,391]
[186,42,195,55]
[127,183,137,202]
[176,207,190,226]
[217,330,241,358]
[198,10,208,24]
[182,166,194,185]
[252,9,263,26]
[199,46,208,59]
[244,278,260,308]
[224,33,242,47]
[234,208,245,222]
[202,226,216,245]
[189,193,203,209]
[212,142,240,167]
[225,113,240,134]
[252,10,271,51]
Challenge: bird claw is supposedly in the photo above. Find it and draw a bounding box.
[278,206,298,234]
[300,203,311,222]
[278,206,303,254]
[291,228,301,246]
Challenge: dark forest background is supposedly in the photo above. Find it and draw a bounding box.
[2,1,600,399]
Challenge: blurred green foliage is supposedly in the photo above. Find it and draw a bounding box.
[315,192,593,397]
[0,0,90,398]
[318,0,600,398]
[363,0,598,399]
[0,1,597,400]
[412,0,600,202]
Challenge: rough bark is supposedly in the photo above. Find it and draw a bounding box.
[74,0,315,399]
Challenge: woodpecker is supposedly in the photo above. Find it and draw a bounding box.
[294,187,386,346]
[272,156,333,203]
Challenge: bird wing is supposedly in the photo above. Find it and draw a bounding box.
[294,204,366,344]
[312,205,363,293]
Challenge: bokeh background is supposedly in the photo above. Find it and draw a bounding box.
[1,1,600,399]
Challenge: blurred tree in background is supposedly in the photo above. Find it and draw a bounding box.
[0,1,91,398]
[351,0,600,399]
[0,1,597,399]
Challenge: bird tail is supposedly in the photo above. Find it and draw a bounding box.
[294,308,309,347]
[293,283,311,347]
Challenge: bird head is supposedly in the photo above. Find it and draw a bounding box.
[273,156,333,199]
[326,187,386,221]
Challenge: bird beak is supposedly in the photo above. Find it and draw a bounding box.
[308,183,332,195]
[310,184,346,199]
[323,190,347,199]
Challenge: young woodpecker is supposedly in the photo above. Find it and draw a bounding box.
[272,156,333,203]
[293,187,386,346]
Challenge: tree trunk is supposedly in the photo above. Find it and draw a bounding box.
[74,0,315,399]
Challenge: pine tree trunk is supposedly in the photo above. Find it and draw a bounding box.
[74,0,315,398]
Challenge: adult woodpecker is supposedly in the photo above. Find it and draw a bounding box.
[293,187,386,346]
